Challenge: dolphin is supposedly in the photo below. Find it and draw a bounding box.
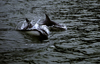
[42,14,58,26]
[16,18,50,41]
[42,14,67,31]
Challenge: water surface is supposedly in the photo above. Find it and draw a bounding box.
[0,0,100,64]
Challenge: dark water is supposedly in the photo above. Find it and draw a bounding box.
[0,0,100,64]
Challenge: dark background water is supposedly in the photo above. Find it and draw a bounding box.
[0,0,100,64]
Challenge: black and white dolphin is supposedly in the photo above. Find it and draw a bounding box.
[16,18,50,40]
[42,14,67,31]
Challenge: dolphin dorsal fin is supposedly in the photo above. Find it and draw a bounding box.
[25,18,30,23]
[45,14,51,21]
[25,18,33,28]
